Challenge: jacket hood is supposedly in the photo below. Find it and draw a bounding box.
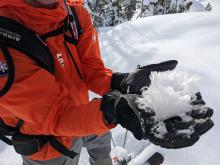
[0,0,67,34]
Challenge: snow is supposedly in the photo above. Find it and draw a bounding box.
[112,146,131,164]
[150,121,168,139]
[1,1,220,165]
[137,70,199,120]
[99,3,220,165]
[190,0,206,12]
[134,70,203,139]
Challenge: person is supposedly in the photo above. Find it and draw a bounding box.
[0,0,214,165]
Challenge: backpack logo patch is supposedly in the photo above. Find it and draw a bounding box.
[0,28,21,42]
[0,62,8,78]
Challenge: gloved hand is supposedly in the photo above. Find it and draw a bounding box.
[101,91,214,149]
[100,90,157,140]
[149,92,214,149]
[188,93,214,135]
[111,60,178,94]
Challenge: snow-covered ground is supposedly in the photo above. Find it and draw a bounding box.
[0,1,220,165]
[83,1,220,164]
[99,1,220,164]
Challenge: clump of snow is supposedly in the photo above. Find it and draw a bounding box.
[112,146,131,164]
[176,127,195,139]
[137,70,200,121]
[151,122,168,139]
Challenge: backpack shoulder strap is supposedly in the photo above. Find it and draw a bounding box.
[40,5,83,45]
[69,6,83,37]
[0,16,54,74]
[40,17,69,41]
[0,16,54,96]
[64,5,82,45]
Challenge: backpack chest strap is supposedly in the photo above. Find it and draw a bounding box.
[40,6,82,45]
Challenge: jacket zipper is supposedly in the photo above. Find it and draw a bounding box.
[63,41,83,80]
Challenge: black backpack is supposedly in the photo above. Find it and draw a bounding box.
[0,5,83,159]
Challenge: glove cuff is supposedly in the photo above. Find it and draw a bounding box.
[100,91,122,124]
[111,72,129,92]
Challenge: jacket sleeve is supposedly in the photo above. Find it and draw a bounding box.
[75,6,112,96]
[0,49,113,137]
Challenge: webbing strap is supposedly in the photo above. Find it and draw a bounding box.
[40,17,69,41]
[49,137,78,159]
[0,119,14,145]
[40,6,82,45]
[15,119,24,130]
[70,6,83,36]
[0,134,12,145]
[0,118,78,159]
[64,33,78,45]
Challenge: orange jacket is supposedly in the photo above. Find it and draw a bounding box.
[0,0,114,160]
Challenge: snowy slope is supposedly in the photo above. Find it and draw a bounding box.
[1,2,220,165]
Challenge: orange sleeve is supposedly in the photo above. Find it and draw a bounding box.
[75,6,113,96]
[0,49,112,137]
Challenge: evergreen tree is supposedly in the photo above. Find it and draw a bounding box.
[205,3,212,12]
[85,0,124,27]
[140,0,194,16]
[123,0,138,20]
[84,0,196,27]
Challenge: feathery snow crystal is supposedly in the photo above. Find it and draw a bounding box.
[137,70,200,121]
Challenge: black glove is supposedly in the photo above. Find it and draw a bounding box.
[111,60,178,94]
[189,93,214,135]
[100,90,157,140]
[101,91,214,149]
[149,92,214,149]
